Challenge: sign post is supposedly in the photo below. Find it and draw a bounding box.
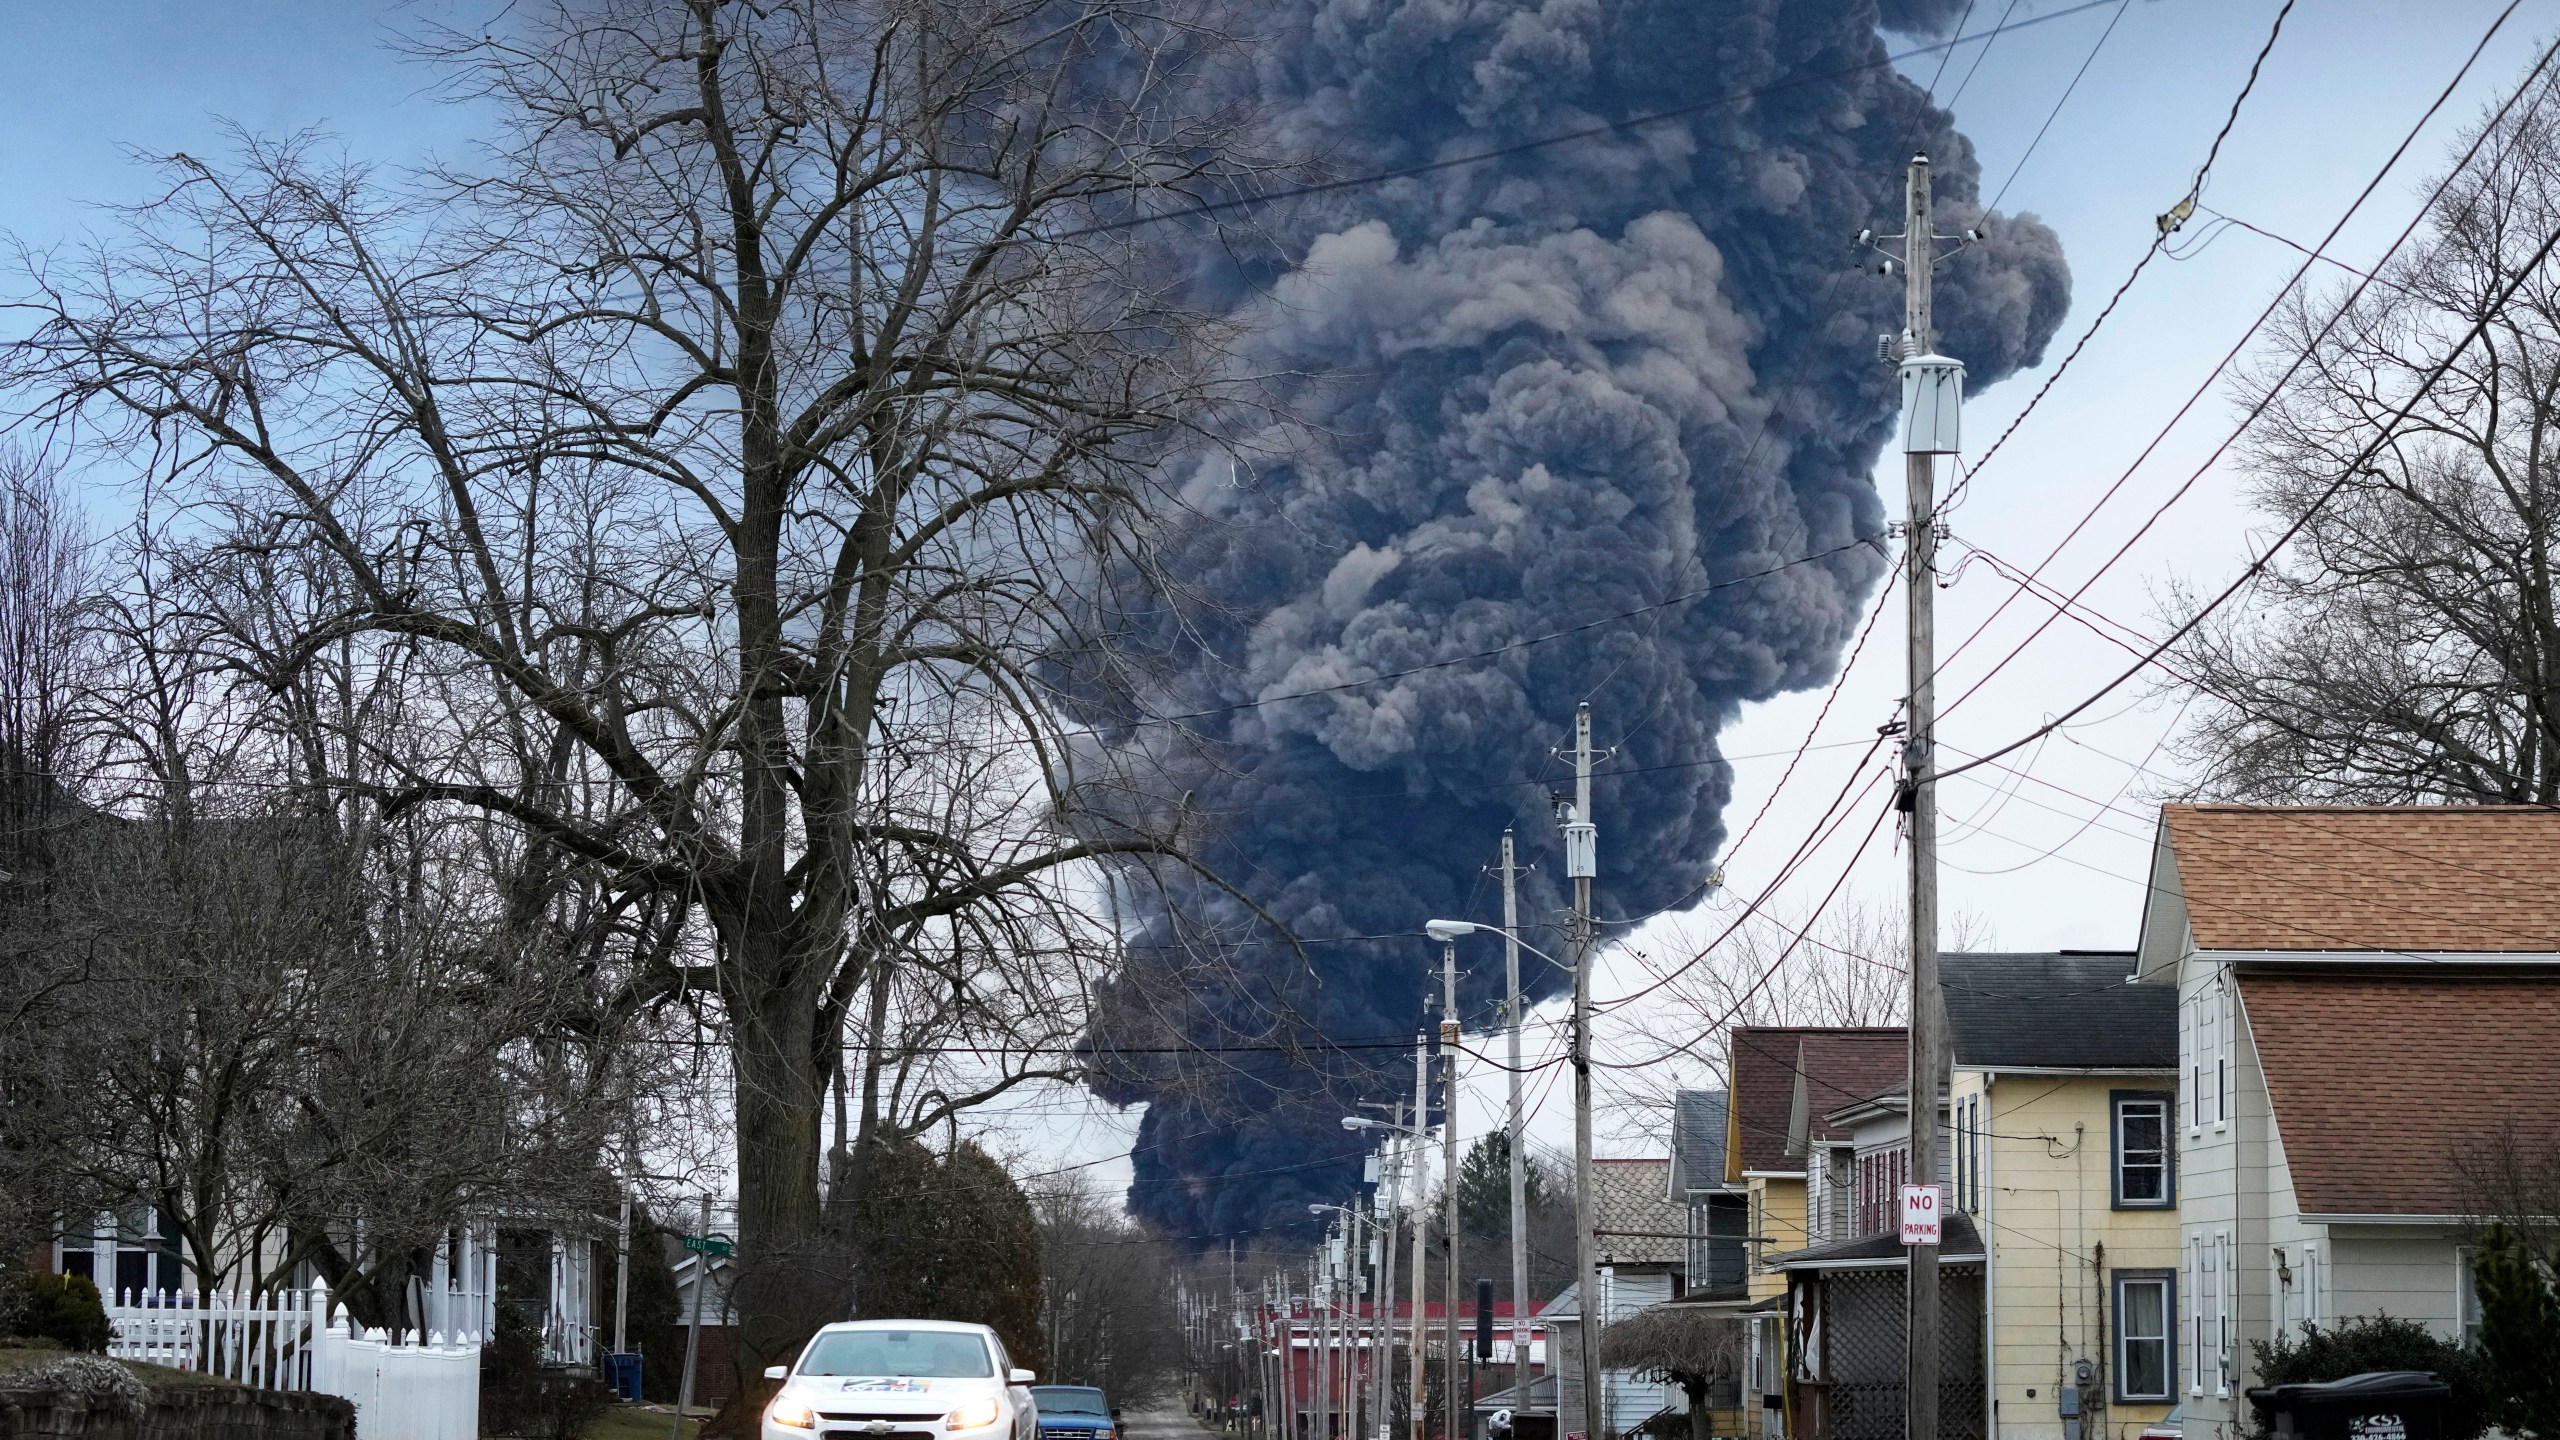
[1899,1184,1943,1247]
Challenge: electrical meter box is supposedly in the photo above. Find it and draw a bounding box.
[1900,352,1966,454]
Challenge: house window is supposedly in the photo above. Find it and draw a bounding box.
[2113,1092,2174,1208]
[2114,1270,2177,1403]
[2215,1230,2234,1394]
[2456,1248,2482,1349]
[2302,1243,2321,1329]
[2189,1233,2209,1396]
[2217,976,2236,1128]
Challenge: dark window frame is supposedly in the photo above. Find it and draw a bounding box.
[2112,1268,2178,1404]
[2111,1089,2176,1210]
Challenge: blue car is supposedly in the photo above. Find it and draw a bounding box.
[1029,1387,1118,1440]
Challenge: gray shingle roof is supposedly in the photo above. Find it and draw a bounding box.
[1942,951,2174,1071]
[1668,1090,1730,1197]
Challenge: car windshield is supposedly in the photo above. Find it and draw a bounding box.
[799,1330,995,1378]
[1032,1389,1109,1416]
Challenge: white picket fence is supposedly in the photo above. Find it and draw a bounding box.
[107,1284,482,1440]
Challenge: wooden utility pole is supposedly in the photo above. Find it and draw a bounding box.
[1439,939,1461,1440]
[1889,150,1967,1440]
[1563,705,1600,1440]
[1499,831,1530,1389]
[1409,1040,1430,1440]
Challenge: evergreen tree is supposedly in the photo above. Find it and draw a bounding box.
[1456,1133,1545,1238]
[2474,1226,2560,1439]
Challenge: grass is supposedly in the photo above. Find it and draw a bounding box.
[589,1400,706,1440]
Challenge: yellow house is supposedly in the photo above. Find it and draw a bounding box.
[1724,1026,1906,1439]
[1944,952,2181,1440]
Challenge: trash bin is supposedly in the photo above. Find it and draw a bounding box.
[604,1352,645,1403]
[2245,1370,2451,1440]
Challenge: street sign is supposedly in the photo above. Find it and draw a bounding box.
[681,1233,734,1256]
[1899,1184,1943,1246]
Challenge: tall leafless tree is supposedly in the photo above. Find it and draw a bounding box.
[5,0,1282,1357]
[2164,66,2560,803]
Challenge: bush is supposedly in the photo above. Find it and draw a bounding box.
[2473,1227,2560,1439]
[2248,1315,2491,1440]
[480,1304,616,1440]
[19,1273,110,1353]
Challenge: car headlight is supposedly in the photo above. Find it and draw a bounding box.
[768,1397,817,1430]
[947,1397,1004,1431]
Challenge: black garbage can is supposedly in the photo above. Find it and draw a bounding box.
[2245,1370,2452,1440]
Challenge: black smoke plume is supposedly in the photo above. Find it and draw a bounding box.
[1085,0,2070,1242]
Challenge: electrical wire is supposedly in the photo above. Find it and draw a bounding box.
[1932,1,2529,688]
[1943,0,2306,511]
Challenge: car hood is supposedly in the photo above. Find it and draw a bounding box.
[791,1376,1004,1413]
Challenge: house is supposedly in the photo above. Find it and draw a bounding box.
[1724,1027,1907,1437]
[2131,804,2560,1440]
[1768,1083,1986,1440]
[1943,951,2180,1440]
[54,1208,609,1368]
[1559,1158,1696,1436]
[1668,1091,1749,1299]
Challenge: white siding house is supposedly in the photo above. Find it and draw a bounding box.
[2132,805,2560,1440]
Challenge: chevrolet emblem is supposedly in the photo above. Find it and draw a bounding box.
[865,1425,893,1435]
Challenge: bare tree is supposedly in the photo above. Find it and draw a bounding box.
[1034,1181,1186,1403]
[2163,65,2560,802]
[1603,897,1933,1137]
[5,0,1282,1358]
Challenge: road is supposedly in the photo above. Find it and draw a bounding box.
[1112,1406,1207,1440]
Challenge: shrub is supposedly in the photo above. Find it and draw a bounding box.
[480,1304,616,1440]
[2248,1315,2490,1440]
[2473,1226,2560,1439]
[20,1273,110,1353]
[15,1354,149,1418]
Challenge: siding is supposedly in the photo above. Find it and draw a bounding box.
[1963,1071,2178,1440]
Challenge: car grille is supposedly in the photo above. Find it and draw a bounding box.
[818,1425,936,1440]
[1045,1429,1104,1439]
[819,1416,938,1425]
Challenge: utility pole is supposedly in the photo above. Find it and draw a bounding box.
[1562,705,1601,1440]
[1438,938,1462,1440]
[1410,1039,1429,1440]
[671,1194,712,1440]
[1881,150,1967,1440]
[609,1178,629,1352]
[1375,1104,1404,1440]
[1499,831,1530,1390]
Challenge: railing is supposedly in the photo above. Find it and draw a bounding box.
[105,1283,483,1440]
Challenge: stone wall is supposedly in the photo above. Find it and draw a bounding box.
[0,1382,354,1440]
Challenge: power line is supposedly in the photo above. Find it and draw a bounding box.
[1944,0,2308,512]
[1934,1,2528,692]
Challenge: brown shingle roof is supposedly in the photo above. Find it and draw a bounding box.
[1590,1158,1686,1265]
[2161,805,2560,952]
[1725,1027,1907,1178]
[2242,972,2560,1216]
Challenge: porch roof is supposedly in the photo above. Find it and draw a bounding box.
[1765,1212,1984,1270]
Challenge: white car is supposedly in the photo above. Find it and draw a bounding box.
[762,1320,1037,1440]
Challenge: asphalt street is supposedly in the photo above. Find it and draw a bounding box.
[1111,1407,1207,1440]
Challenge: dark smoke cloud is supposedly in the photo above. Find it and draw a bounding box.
[1087,0,2069,1241]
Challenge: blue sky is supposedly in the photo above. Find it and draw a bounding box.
[7,0,2548,1178]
